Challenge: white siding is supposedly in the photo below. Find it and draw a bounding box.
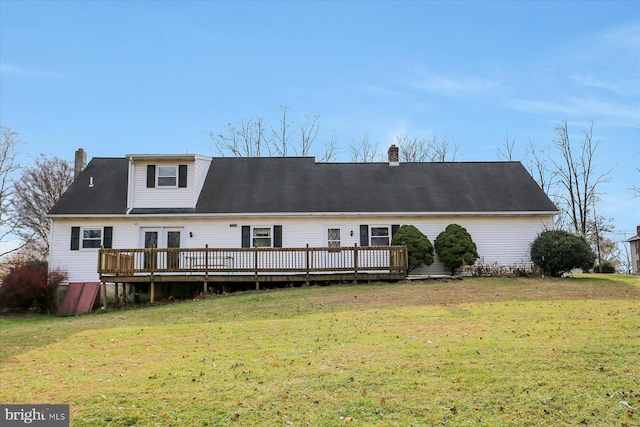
[130,162,193,209]
[49,214,554,283]
[193,157,212,202]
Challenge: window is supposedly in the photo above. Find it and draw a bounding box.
[242,225,282,248]
[157,166,177,187]
[370,226,390,246]
[253,227,272,247]
[360,224,399,247]
[71,226,112,250]
[82,228,102,249]
[147,164,187,188]
[327,228,341,249]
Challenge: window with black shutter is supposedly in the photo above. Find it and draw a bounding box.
[241,226,251,248]
[103,226,113,249]
[71,227,80,250]
[360,225,369,247]
[146,165,156,188]
[273,225,282,248]
[178,165,187,188]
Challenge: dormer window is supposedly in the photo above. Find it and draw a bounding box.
[158,166,177,187]
[146,164,188,188]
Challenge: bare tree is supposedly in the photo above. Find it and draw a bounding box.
[551,120,613,236]
[430,135,459,162]
[271,106,291,157]
[210,108,336,161]
[317,130,338,162]
[496,132,517,161]
[0,126,25,258]
[210,116,271,157]
[396,135,431,162]
[11,155,74,257]
[295,113,320,157]
[632,142,640,198]
[349,134,380,162]
[524,138,557,194]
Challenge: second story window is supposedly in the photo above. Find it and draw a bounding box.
[158,166,177,187]
[146,164,188,188]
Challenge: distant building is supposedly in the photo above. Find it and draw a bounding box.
[626,226,640,275]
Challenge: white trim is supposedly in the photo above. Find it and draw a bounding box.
[126,154,211,162]
[80,226,102,250]
[369,224,391,247]
[48,210,559,219]
[156,164,179,188]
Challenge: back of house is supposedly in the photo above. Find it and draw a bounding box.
[47,146,558,291]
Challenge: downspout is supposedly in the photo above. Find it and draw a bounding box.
[126,158,134,214]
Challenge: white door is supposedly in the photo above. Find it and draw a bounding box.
[325,226,344,269]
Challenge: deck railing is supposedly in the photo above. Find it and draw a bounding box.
[98,245,408,277]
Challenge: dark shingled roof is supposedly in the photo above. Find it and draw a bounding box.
[48,158,129,215]
[196,158,557,213]
[49,157,558,215]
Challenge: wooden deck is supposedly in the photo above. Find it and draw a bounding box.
[98,245,408,303]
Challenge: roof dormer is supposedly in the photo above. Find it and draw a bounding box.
[126,154,212,211]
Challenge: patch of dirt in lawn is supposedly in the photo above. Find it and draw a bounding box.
[306,277,640,310]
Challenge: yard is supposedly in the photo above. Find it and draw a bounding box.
[1,275,638,426]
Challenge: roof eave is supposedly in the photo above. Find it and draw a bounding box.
[48,210,559,219]
[125,154,211,162]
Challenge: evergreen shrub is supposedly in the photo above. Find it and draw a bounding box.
[390,225,434,272]
[530,230,596,277]
[434,224,479,274]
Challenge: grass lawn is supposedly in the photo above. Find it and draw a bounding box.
[1,275,639,426]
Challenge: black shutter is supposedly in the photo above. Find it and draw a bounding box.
[242,226,251,248]
[178,165,187,188]
[146,165,156,188]
[273,225,282,248]
[391,225,400,238]
[71,227,80,251]
[103,226,113,249]
[359,225,369,247]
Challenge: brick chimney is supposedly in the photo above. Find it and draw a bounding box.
[637,225,640,237]
[74,148,87,179]
[388,144,399,166]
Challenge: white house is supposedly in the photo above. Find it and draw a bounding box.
[48,145,558,304]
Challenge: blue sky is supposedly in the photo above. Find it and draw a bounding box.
[1,1,639,238]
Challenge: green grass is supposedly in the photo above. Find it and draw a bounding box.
[1,275,639,426]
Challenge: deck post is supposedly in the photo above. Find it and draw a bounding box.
[150,281,155,303]
[353,244,359,282]
[254,246,259,290]
[205,244,209,277]
[100,282,107,308]
[114,283,119,308]
[305,244,310,286]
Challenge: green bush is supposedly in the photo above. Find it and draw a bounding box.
[593,259,616,273]
[434,224,479,275]
[530,230,596,277]
[0,260,68,314]
[390,225,434,272]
